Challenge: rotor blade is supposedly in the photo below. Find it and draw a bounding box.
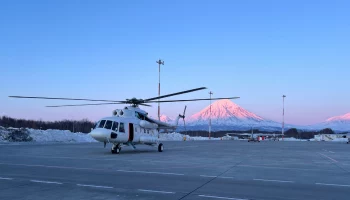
[46,103,125,107]
[139,103,152,107]
[144,87,207,101]
[147,97,240,103]
[183,105,187,116]
[9,96,126,103]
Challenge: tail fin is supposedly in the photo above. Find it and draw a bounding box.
[173,106,187,127]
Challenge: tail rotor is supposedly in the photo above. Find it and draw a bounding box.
[181,106,187,134]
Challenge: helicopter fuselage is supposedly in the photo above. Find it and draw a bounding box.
[89,106,182,153]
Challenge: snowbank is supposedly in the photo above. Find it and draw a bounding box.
[282,137,308,142]
[158,132,221,141]
[159,132,192,141]
[27,128,96,143]
[0,126,96,143]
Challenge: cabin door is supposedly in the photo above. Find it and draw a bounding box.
[128,123,134,142]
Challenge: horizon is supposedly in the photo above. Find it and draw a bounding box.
[1,0,349,125]
[1,98,349,126]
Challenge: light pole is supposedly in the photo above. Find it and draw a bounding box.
[282,95,286,140]
[209,91,213,139]
[156,59,164,121]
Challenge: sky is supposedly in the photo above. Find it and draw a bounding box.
[1,0,349,125]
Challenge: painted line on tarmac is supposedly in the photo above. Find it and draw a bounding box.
[167,145,199,150]
[323,149,335,154]
[218,176,235,179]
[0,162,184,176]
[0,177,13,180]
[237,164,331,171]
[30,180,62,185]
[77,184,113,189]
[138,189,175,194]
[316,183,350,187]
[117,169,184,176]
[200,175,217,178]
[253,179,294,183]
[198,194,247,200]
[318,153,338,163]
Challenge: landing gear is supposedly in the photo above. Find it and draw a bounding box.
[158,143,163,152]
[111,144,121,154]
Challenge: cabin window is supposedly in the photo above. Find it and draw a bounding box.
[112,122,118,131]
[98,120,106,128]
[104,120,113,129]
[135,112,141,119]
[144,129,146,133]
[119,123,125,133]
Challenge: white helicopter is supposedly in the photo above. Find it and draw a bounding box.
[9,87,239,154]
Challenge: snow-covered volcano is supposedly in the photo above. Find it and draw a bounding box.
[160,114,173,123]
[326,112,350,123]
[312,112,350,131]
[187,99,280,131]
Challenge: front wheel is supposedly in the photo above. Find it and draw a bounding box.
[158,143,163,152]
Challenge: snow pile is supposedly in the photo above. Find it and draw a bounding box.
[159,132,193,141]
[0,126,96,143]
[282,137,308,142]
[191,136,221,141]
[159,132,221,141]
[27,128,96,143]
[0,127,33,142]
[0,126,9,142]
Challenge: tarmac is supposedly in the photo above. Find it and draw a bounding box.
[0,140,350,200]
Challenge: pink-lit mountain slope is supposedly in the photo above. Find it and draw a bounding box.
[159,114,173,123]
[312,112,350,131]
[187,99,279,130]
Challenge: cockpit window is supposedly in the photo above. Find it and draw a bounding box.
[98,120,106,128]
[119,123,125,133]
[104,120,113,129]
[112,122,118,131]
[94,121,100,129]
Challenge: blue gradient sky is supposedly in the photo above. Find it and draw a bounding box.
[1,0,349,125]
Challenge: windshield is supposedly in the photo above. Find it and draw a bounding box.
[98,120,106,128]
[94,121,100,129]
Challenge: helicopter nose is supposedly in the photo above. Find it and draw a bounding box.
[89,129,107,142]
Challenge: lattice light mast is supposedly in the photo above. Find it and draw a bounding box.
[282,95,286,140]
[156,59,164,121]
[209,91,213,139]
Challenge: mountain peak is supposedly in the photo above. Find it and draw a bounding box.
[326,112,350,122]
[189,99,264,122]
[160,114,173,123]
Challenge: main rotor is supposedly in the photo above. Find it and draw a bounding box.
[9,87,240,107]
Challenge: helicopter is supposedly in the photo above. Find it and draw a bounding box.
[9,87,240,154]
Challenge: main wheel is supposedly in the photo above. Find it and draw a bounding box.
[158,143,163,152]
[111,146,121,154]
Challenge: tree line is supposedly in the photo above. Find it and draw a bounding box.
[283,128,343,139]
[0,116,95,133]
